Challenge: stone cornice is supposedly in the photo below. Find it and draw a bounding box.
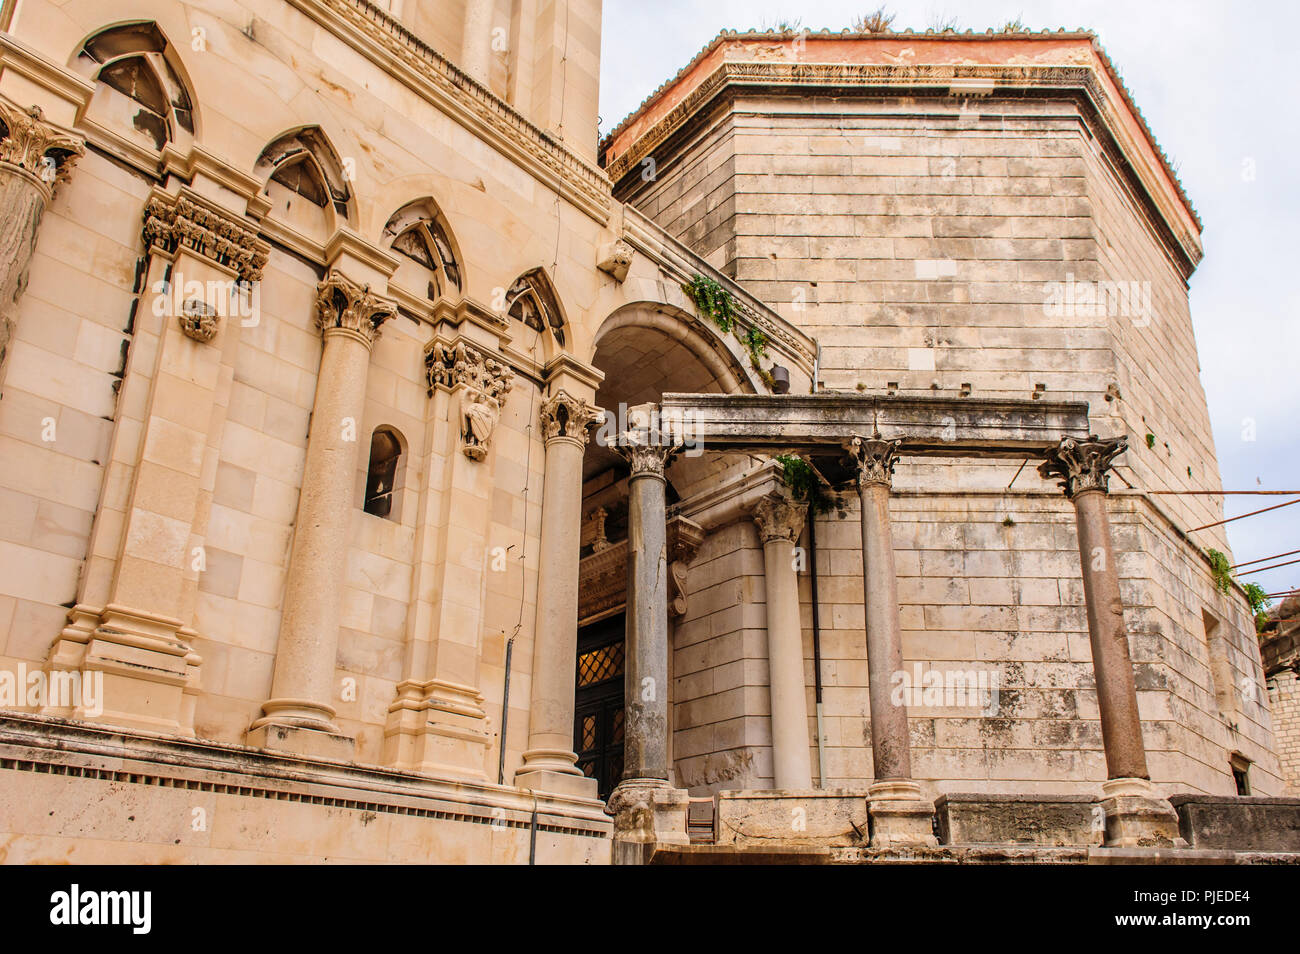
[604,59,1201,277]
[0,32,96,124]
[142,187,270,283]
[284,0,612,224]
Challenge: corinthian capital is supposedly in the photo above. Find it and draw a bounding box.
[540,389,602,444]
[1038,435,1127,498]
[0,99,84,195]
[751,492,807,544]
[847,435,902,489]
[315,272,396,347]
[143,191,270,283]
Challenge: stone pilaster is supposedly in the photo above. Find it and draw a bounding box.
[846,434,936,847]
[1040,434,1183,847]
[607,405,689,844]
[250,272,395,760]
[514,388,603,797]
[45,187,266,736]
[0,96,83,383]
[750,491,813,790]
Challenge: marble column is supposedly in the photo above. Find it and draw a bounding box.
[1040,435,1183,847]
[515,389,603,798]
[847,435,936,847]
[0,98,83,384]
[249,272,395,760]
[751,492,813,790]
[607,407,689,847]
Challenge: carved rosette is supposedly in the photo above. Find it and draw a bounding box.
[314,272,396,348]
[539,389,602,445]
[179,299,219,342]
[142,192,269,283]
[1038,435,1127,499]
[751,493,807,545]
[847,435,902,489]
[0,99,84,197]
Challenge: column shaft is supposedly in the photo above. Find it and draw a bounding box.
[624,462,670,781]
[1073,489,1149,780]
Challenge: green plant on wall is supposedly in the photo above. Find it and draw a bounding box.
[1206,548,1233,594]
[774,453,844,517]
[685,273,777,389]
[1241,582,1272,633]
[684,274,736,334]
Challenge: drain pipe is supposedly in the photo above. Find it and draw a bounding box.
[808,511,827,789]
[497,632,515,785]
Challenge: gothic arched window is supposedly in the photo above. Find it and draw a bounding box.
[363,427,404,520]
[506,270,566,348]
[78,22,194,150]
[383,200,463,301]
[255,127,351,217]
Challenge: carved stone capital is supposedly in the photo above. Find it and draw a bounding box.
[314,272,396,347]
[614,441,679,479]
[143,191,270,283]
[0,99,84,196]
[1038,434,1127,498]
[847,435,902,489]
[597,238,633,282]
[750,492,807,545]
[539,389,602,444]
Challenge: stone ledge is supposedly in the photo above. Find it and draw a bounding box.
[1168,794,1300,852]
[0,712,611,837]
[936,793,1102,847]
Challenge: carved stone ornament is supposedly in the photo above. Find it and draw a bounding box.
[1038,434,1127,499]
[424,340,515,461]
[179,299,219,343]
[751,493,807,545]
[143,192,269,283]
[613,441,679,479]
[0,99,84,194]
[314,272,396,347]
[847,435,902,489]
[596,238,633,282]
[539,389,602,445]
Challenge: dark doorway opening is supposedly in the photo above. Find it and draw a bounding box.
[574,613,625,801]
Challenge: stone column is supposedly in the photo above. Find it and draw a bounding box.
[847,435,936,847]
[750,492,813,790]
[0,98,83,384]
[1040,435,1183,847]
[249,273,395,760]
[515,389,603,798]
[460,0,494,85]
[607,406,688,851]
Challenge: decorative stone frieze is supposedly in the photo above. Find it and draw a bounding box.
[540,388,602,444]
[314,271,396,347]
[0,99,84,192]
[846,434,902,488]
[1038,435,1127,498]
[142,192,269,283]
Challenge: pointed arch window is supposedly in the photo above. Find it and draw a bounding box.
[506,271,566,347]
[256,128,351,217]
[384,200,463,301]
[78,22,194,149]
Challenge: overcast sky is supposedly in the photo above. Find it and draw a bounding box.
[599,0,1300,603]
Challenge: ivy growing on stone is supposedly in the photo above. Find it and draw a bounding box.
[775,453,845,517]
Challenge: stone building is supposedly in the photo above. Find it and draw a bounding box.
[0,2,1293,862]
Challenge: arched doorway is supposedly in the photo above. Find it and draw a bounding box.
[574,305,753,797]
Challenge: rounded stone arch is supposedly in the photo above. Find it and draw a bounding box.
[591,301,761,399]
[381,196,465,303]
[254,125,356,239]
[71,20,199,152]
[504,266,569,363]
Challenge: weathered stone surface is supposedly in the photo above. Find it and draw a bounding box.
[1169,795,1300,851]
[936,793,1101,847]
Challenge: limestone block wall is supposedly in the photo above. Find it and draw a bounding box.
[1266,670,1300,794]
